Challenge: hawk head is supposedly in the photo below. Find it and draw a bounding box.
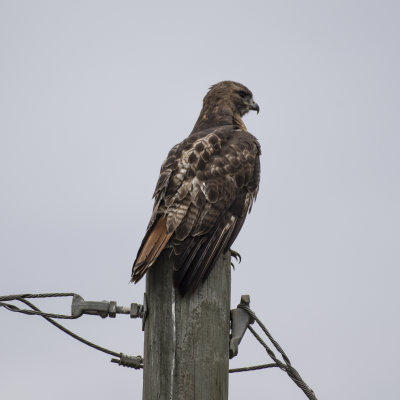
[205,81,260,117]
[191,81,259,134]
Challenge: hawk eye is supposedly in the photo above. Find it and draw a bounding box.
[238,90,247,99]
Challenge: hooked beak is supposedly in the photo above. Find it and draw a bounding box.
[249,99,260,114]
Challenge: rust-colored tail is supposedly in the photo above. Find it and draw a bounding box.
[131,217,172,283]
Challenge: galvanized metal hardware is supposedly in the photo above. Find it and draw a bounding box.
[111,354,143,369]
[229,294,254,359]
[71,294,146,320]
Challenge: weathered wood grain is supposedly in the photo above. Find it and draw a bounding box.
[143,251,231,400]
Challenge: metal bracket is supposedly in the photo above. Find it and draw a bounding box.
[229,294,254,359]
[71,294,144,319]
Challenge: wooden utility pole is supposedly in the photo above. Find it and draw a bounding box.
[143,251,231,400]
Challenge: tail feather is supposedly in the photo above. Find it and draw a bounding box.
[173,216,237,295]
[131,217,172,283]
[173,236,206,288]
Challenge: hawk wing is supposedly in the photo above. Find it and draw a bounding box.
[131,125,261,294]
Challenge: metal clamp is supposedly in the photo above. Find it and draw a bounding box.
[229,294,254,359]
[111,354,143,369]
[71,294,144,319]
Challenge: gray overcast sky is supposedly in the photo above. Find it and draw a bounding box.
[1,1,399,399]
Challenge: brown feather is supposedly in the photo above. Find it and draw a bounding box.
[131,217,172,283]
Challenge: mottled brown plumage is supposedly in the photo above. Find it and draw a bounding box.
[131,81,261,295]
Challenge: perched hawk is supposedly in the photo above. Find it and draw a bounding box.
[131,81,261,295]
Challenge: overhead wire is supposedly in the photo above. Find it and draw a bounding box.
[0,293,143,369]
[231,304,317,400]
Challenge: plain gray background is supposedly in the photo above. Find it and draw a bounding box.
[1,1,399,399]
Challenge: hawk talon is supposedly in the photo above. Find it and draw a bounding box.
[230,249,242,263]
[230,249,242,269]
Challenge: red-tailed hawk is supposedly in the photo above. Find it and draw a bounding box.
[131,81,261,295]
